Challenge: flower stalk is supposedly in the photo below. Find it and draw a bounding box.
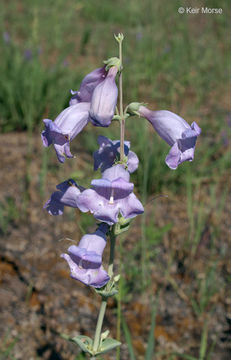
[92,297,107,354]
[116,34,125,162]
[108,228,116,277]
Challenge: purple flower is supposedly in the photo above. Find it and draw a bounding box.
[61,223,110,288]
[76,164,144,225]
[41,102,90,163]
[44,179,83,215]
[94,136,139,173]
[24,49,32,61]
[3,31,10,43]
[138,106,201,170]
[70,67,107,106]
[89,66,118,127]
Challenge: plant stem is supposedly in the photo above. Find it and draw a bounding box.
[117,34,124,359]
[141,121,149,287]
[116,237,122,360]
[91,34,124,359]
[92,298,107,354]
[108,230,116,277]
[118,37,125,161]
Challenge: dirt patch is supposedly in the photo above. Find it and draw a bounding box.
[0,132,231,360]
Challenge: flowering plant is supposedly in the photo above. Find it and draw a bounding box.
[42,34,201,358]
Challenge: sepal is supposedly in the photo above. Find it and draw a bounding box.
[127,102,146,116]
[103,57,121,71]
[115,155,128,168]
[114,217,131,235]
[94,276,119,298]
[112,114,122,121]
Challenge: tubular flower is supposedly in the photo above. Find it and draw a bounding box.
[138,106,201,170]
[61,223,110,288]
[69,67,107,105]
[89,66,118,127]
[44,179,83,215]
[41,102,90,163]
[76,164,144,225]
[93,136,139,173]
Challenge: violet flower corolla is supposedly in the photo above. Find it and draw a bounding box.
[61,223,110,288]
[76,164,144,225]
[3,31,10,43]
[24,49,32,61]
[44,179,83,215]
[41,102,90,163]
[89,66,118,127]
[94,135,139,173]
[138,106,201,170]
[70,67,107,105]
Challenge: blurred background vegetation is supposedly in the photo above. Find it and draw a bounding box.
[0,0,231,359]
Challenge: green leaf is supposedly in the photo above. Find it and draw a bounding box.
[71,336,93,354]
[199,321,208,360]
[97,338,121,355]
[95,287,118,298]
[171,353,197,360]
[122,316,136,360]
[145,297,158,360]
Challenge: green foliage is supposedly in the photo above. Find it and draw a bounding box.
[122,316,136,360]
[0,39,71,132]
[190,264,219,316]
[1,0,231,195]
[144,298,157,360]
[0,335,18,360]
[122,298,158,360]
[0,197,19,235]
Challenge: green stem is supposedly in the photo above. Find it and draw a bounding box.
[92,298,107,354]
[116,237,122,360]
[141,121,149,287]
[108,230,116,277]
[118,37,125,161]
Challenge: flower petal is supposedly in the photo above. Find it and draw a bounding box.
[91,179,113,199]
[44,179,81,215]
[61,254,110,288]
[41,102,90,163]
[93,202,120,225]
[119,193,144,219]
[127,151,139,173]
[70,67,107,105]
[165,142,181,170]
[139,107,190,145]
[68,245,102,269]
[102,164,130,182]
[89,66,118,127]
[76,189,102,212]
[76,188,120,225]
[44,191,64,215]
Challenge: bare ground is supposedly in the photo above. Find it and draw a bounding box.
[0,132,231,360]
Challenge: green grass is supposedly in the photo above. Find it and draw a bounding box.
[1,0,231,194]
